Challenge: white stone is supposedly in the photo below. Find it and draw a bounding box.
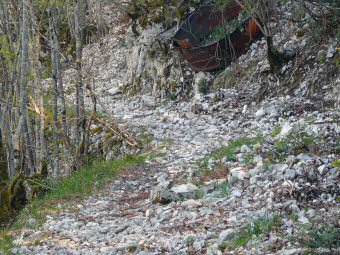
[228,167,246,184]
[217,229,235,245]
[193,240,205,251]
[255,109,265,118]
[318,164,327,175]
[146,209,154,217]
[231,189,242,197]
[327,45,335,58]
[181,199,202,208]
[242,105,248,115]
[107,87,120,95]
[279,122,293,138]
[171,183,197,194]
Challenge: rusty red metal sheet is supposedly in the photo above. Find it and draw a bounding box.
[173,2,263,72]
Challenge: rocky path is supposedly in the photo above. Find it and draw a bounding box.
[13,91,339,255]
[6,0,339,253]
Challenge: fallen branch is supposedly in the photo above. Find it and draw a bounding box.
[91,114,140,148]
[25,178,54,191]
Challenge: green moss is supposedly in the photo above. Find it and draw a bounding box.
[90,126,103,135]
[198,79,211,95]
[0,144,8,185]
[331,159,340,168]
[124,72,150,96]
[25,173,50,199]
[0,175,27,226]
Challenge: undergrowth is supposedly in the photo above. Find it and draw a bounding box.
[303,224,340,253]
[0,155,146,254]
[198,136,263,171]
[220,212,282,251]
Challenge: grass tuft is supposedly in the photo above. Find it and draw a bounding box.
[199,136,263,171]
[220,212,282,251]
[304,224,340,251]
[0,232,14,255]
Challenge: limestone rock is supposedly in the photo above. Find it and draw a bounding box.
[150,185,179,204]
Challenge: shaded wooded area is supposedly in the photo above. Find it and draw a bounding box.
[0,0,140,224]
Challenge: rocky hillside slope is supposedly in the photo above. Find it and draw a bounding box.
[10,0,340,254]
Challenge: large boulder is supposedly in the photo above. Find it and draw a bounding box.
[150,185,179,204]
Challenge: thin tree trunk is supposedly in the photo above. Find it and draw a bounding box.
[3,55,18,180]
[49,6,60,176]
[20,0,35,174]
[73,0,86,166]
[30,5,43,175]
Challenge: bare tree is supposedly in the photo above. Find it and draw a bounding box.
[49,6,61,176]
[234,0,294,72]
[0,0,18,180]
[73,0,86,168]
[20,0,36,175]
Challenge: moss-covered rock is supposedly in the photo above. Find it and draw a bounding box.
[0,175,27,225]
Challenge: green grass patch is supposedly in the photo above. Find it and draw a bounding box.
[1,154,146,251]
[220,213,282,251]
[45,155,145,200]
[263,160,272,171]
[271,125,281,137]
[0,232,15,255]
[193,189,204,199]
[266,130,337,163]
[199,136,263,171]
[216,183,231,198]
[304,224,340,252]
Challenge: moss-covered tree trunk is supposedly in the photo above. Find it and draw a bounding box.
[266,36,293,73]
[0,138,9,184]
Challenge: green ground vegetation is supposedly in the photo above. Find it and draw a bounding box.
[219,213,282,251]
[199,136,263,171]
[0,155,146,254]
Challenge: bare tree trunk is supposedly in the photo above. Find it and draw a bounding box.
[0,0,12,48]
[0,0,19,179]
[58,54,67,141]
[235,0,294,73]
[29,4,43,176]
[73,0,86,167]
[20,0,35,174]
[2,58,18,180]
[49,6,60,176]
